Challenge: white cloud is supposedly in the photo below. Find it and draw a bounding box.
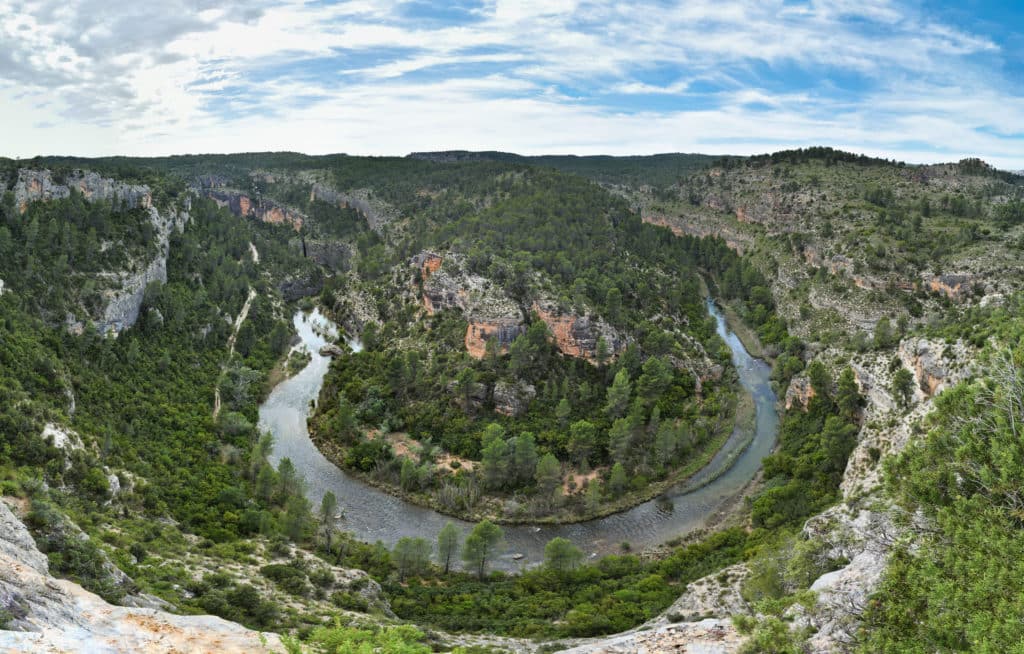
[0,0,1019,168]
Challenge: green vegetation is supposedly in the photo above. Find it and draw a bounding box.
[857,345,1024,651]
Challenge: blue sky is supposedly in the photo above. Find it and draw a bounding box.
[1,0,1022,168]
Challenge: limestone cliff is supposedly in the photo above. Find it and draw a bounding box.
[413,252,625,362]
[13,169,188,335]
[531,299,624,362]
[13,169,152,213]
[310,183,397,235]
[206,189,304,230]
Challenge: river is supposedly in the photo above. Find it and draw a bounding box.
[259,299,778,571]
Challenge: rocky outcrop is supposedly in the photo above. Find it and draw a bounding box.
[310,184,397,234]
[412,251,444,280]
[13,168,188,335]
[926,273,973,300]
[641,212,748,254]
[304,240,353,271]
[531,300,624,362]
[559,619,743,653]
[784,375,815,410]
[465,319,525,358]
[0,502,282,653]
[493,380,536,417]
[14,169,152,213]
[414,252,624,363]
[96,205,189,334]
[319,343,345,357]
[897,337,962,399]
[206,189,303,230]
[793,507,897,653]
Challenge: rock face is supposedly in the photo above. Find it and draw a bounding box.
[559,619,743,654]
[531,300,623,362]
[642,212,749,255]
[413,251,625,363]
[13,169,187,335]
[795,506,896,653]
[926,273,974,300]
[310,184,396,234]
[206,189,303,230]
[898,337,959,398]
[0,501,283,652]
[465,319,526,358]
[304,240,353,271]
[13,169,152,213]
[97,205,189,334]
[493,380,536,417]
[319,343,345,357]
[784,375,815,410]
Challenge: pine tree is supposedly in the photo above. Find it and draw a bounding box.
[437,522,461,575]
[604,369,632,419]
[462,520,504,579]
[609,462,628,498]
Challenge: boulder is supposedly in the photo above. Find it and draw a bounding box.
[493,380,536,417]
[319,343,345,357]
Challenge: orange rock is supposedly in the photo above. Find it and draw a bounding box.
[421,253,443,279]
[464,320,524,359]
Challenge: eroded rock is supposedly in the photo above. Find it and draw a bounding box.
[493,380,536,417]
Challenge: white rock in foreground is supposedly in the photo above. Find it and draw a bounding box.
[0,500,282,653]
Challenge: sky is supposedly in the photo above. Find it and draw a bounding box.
[1,0,1022,168]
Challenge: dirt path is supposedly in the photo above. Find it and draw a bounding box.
[227,288,256,356]
[214,287,257,419]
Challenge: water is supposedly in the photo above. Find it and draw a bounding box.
[259,300,778,571]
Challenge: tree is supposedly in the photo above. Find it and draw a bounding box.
[608,417,634,464]
[462,520,504,579]
[544,537,584,572]
[269,323,291,356]
[455,367,477,413]
[605,287,623,323]
[282,494,312,542]
[835,367,864,422]
[821,416,859,473]
[511,432,538,486]
[892,368,915,408]
[534,453,562,502]
[807,361,831,400]
[393,537,432,581]
[255,463,276,502]
[654,423,677,465]
[609,462,628,498]
[585,479,603,513]
[604,369,632,419]
[319,491,338,549]
[636,356,672,406]
[873,317,895,350]
[567,420,598,466]
[481,433,511,490]
[555,398,572,427]
[277,457,300,501]
[437,522,461,575]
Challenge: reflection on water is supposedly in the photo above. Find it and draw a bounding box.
[258,300,778,571]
